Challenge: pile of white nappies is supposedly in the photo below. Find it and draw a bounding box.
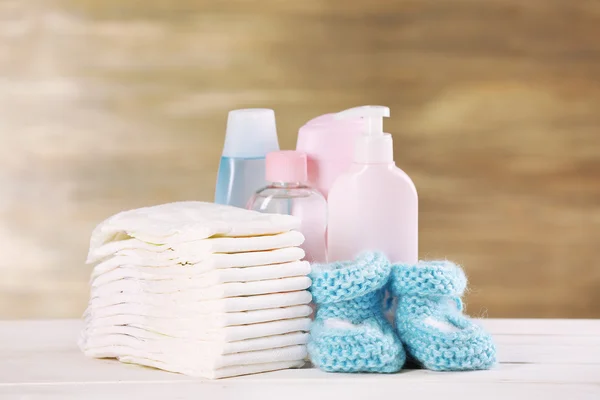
[79,201,313,379]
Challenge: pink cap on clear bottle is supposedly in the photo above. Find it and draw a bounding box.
[266,150,308,183]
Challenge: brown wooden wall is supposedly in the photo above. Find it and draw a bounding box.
[1,0,599,318]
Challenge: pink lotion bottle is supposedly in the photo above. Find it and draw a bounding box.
[327,105,418,264]
[296,113,364,199]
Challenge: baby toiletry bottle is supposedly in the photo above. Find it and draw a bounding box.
[247,150,327,263]
[215,109,280,208]
[296,113,364,198]
[327,105,418,264]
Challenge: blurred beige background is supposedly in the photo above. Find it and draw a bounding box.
[1,0,599,319]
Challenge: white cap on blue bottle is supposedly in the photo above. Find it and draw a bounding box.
[336,105,393,164]
[222,108,280,158]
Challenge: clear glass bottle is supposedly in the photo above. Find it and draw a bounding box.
[247,151,327,263]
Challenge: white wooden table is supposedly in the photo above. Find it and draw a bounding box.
[1,319,599,399]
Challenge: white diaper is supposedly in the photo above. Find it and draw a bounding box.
[90,276,311,300]
[85,306,312,337]
[91,247,306,278]
[87,290,312,313]
[80,326,308,377]
[89,201,300,252]
[84,304,312,327]
[83,317,311,342]
[81,327,309,355]
[91,260,310,288]
[88,231,304,264]
[100,344,307,371]
[120,354,305,379]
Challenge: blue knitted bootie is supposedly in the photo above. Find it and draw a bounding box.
[307,252,405,373]
[391,261,497,371]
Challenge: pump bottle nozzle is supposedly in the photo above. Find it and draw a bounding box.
[335,105,390,136]
[335,105,393,164]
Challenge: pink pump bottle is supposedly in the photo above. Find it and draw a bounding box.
[296,113,364,199]
[327,106,418,264]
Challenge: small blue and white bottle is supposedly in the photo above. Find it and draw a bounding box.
[214,109,280,208]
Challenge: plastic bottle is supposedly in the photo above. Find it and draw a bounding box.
[215,109,280,208]
[296,113,364,199]
[327,105,418,264]
[247,150,328,263]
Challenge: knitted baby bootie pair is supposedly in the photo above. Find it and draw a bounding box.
[308,252,405,372]
[308,252,497,373]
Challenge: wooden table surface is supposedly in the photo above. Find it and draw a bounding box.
[1,319,599,399]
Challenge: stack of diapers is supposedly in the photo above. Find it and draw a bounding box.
[79,201,313,379]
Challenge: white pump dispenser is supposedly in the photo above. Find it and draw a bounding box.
[327,105,419,264]
[335,105,393,163]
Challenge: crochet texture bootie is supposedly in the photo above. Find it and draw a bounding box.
[391,260,496,371]
[308,252,405,373]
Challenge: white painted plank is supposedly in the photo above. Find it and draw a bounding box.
[0,320,82,352]
[1,381,599,400]
[2,354,599,385]
[2,320,598,351]
[232,363,600,384]
[6,333,594,383]
[0,352,191,384]
[4,319,600,351]
[480,319,600,336]
[2,319,600,391]
[497,344,600,365]
[494,334,600,346]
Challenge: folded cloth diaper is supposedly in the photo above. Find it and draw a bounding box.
[89,201,300,250]
[85,339,307,369]
[88,230,305,264]
[90,275,312,299]
[81,201,312,378]
[81,329,308,379]
[81,328,309,358]
[91,260,311,287]
[87,290,312,313]
[85,304,313,327]
[91,247,306,277]
[83,316,312,342]
[128,359,306,380]
[307,252,405,373]
[390,261,497,371]
[83,309,313,340]
[119,344,307,372]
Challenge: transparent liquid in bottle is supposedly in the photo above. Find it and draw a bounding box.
[215,156,268,208]
[248,182,327,263]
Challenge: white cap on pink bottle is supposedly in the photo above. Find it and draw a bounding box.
[335,105,393,164]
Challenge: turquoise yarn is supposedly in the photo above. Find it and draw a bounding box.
[308,252,405,373]
[391,261,497,371]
